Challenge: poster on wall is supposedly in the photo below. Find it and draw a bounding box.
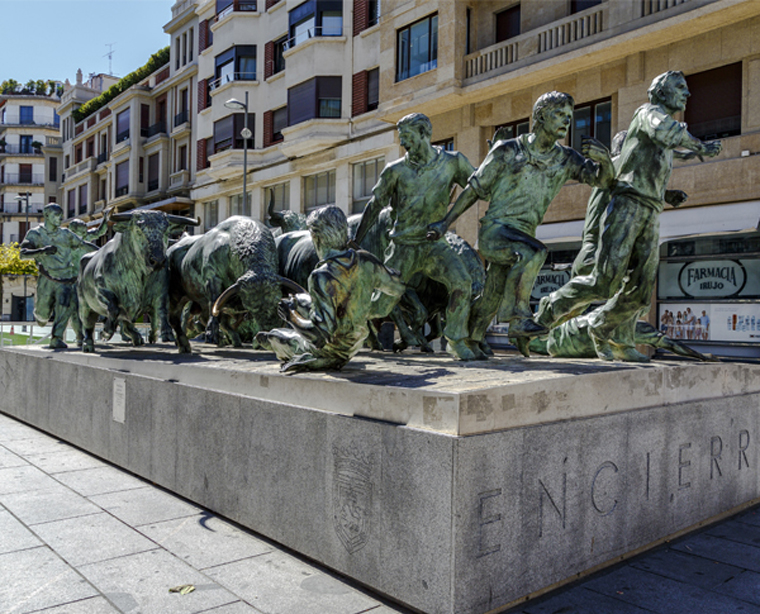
[658,302,760,343]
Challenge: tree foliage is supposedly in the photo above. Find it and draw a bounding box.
[1,78,59,96]
[72,47,171,123]
[0,243,38,277]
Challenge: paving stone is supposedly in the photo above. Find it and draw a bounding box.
[203,550,382,614]
[52,465,146,497]
[138,513,273,570]
[196,601,266,613]
[31,511,158,567]
[704,518,760,547]
[582,565,760,614]
[629,546,743,589]
[713,569,760,605]
[512,585,654,614]
[0,444,28,469]
[1,436,75,457]
[89,486,201,527]
[671,533,760,573]
[25,447,107,474]
[0,464,60,495]
[0,415,47,443]
[0,509,42,554]
[736,508,760,528]
[0,546,98,614]
[360,605,415,613]
[78,548,241,614]
[1,481,101,526]
[30,596,121,613]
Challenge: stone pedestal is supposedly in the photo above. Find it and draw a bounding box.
[2,345,759,614]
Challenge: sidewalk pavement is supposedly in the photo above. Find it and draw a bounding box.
[3,410,760,614]
[0,412,410,614]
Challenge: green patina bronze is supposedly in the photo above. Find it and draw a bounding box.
[353,113,479,361]
[535,71,722,361]
[427,91,614,358]
[257,206,405,373]
[19,203,98,348]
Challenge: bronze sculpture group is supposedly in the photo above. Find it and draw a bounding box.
[20,71,721,370]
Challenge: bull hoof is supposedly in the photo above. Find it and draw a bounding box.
[132,335,145,347]
[161,330,176,343]
[392,340,408,353]
[82,341,95,353]
[49,338,68,350]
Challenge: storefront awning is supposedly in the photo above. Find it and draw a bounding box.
[536,201,759,246]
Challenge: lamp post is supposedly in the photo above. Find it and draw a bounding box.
[15,192,30,321]
[224,92,251,215]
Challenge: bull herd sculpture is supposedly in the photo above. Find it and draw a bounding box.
[20,73,721,372]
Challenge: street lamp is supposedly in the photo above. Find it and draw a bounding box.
[14,192,31,321]
[224,92,251,216]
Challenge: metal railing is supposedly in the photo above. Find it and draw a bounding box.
[2,202,44,214]
[0,173,45,186]
[283,24,343,51]
[116,129,130,143]
[115,185,129,197]
[146,121,167,138]
[209,72,257,91]
[148,179,159,191]
[217,0,257,19]
[174,110,189,127]
[0,115,59,128]
[0,144,42,155]
[97,151,108,164]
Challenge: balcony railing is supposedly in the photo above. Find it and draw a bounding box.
[217,0,257,20]
[97,151,109,164]
[0,115,60,128]
[174,110,189,127]
[283,24,343,51]
[148,179,159,192]
[115,185,129,197]
[0,144,42,155]
[2,202,44,215]
[537,6,604,53]
[1,173,45,186]
[146,121,167,138]
[116,129,130,143]
[641,0,689,17]
[209,72,257,91]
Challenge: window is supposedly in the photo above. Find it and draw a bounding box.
[19,164,32,184]
[175,90,190,127]
[685,63,742,140]
[494,118,530,141]
[570,98,611,152]
[178,145,188,171]
[287,76,341,126]
[272,106,287,143]
[189,27,194,61]
[139,157,144,183]
[175,37,181,70]
[213,114,254,153]
[274,36,287,75]
[265,182,290,212]
[369,0,380,26]
[115,161,129,197]
[86,137,95,159]
[49,157,58,182]
[204,200,219,228]
[75,144,83,164]
[304,169,336,211]
[496,5,520,43]
[288,0,343,49]
[148,154,160,191]
[116,109,130,143]
[396,13,437,81]
[20,135,33,154]
[352,156,384,213]
[570,0,602,14]
[367,67,379,111]
[67,189,76,218]
[78,184,88,215]
[19,106,34,125]
[229,192,252,217]
[432,138,454,151]
[213,46,257,89]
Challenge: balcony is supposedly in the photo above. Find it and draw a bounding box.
[115,185,129,198]
[148,178,160,192]
[174,110,189,128]
[1,173,45,186]
[0,115,60,129]
[283,24,343,52]
[145,121,168,138]
[169,169,190,191]
[116,129,130,144]
[216,0,257,20]
[209,72,257,92]
[96,151,109,165]
[2,201,44,215]
[0,144,42,155]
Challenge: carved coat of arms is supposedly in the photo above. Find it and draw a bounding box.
[332,445,373,554]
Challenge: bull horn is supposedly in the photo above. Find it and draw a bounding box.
[280,277,306,294]
[110,212,134,222]
[167,214,201,226]
[212,282,240,317]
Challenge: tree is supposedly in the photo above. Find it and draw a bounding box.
[1,79,19,94]
[0,243,38,315]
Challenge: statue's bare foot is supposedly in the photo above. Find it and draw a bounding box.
[511,337,531,358]
[478,340,494,357]
[589,329,613,361]
[612,344,650,362]
[49,338,67,350]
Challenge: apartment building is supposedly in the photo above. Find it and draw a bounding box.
[0,91,61,245]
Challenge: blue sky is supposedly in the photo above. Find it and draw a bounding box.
[2,0,174,85]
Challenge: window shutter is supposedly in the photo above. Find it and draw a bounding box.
[264,110,274,147]
[264,40,274,80]
[288,78,317,126]
[198,79,208,112]
[353,0,368,36]
[197,138,208,170]
[352,70,368,116]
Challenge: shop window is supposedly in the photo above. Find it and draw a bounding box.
[396,13,438,82]
[287,77,342,126]
[685,63,742,140]
[495,4,520,43]
[304,169,336,211]
[204,200,219,228]
[352,156,384,214]
[570,98,611,152]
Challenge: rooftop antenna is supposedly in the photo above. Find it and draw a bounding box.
[103,43,116,76]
